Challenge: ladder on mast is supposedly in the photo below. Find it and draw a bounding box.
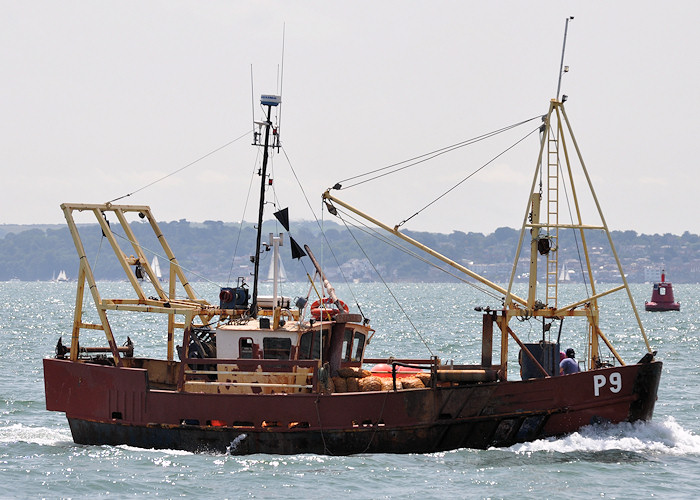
[545,128,560,308]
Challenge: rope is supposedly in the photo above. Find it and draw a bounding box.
[314,395,332,455]
[107,130,252,204]
[358,389,391,454]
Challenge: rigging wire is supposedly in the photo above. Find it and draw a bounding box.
[334,206,503,302]
[396,124,541,229]
[278,119,540,314]
[558,155,591,298]
[275,115,536,337]
[92,233,105,275]
[335,115,542,190]
[336,210,435,357]
[279,146,366,318]
[227,146,262,286]
[108,228,222,295]
[107,130,252,204]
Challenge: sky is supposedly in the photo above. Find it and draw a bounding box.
[2,1,699,235]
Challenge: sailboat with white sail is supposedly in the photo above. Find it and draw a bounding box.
[265,251,286,283]
[151,256,163,282]
[559,262,571,281]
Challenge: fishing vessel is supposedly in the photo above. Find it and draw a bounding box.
[645,269,680,311]
[43,70,661,454]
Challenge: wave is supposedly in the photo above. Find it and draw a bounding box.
[0,423,72,447]
[117,444,194,456]
[0,423,196,457]
[504,416,700,456]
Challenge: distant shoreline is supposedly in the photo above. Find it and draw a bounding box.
[2,221,699,283]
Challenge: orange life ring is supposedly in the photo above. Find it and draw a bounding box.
[310,297,349,320]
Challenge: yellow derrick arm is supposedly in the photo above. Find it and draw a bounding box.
[553,285,624,316]
[61,202,222,363]
[321,192,528,307]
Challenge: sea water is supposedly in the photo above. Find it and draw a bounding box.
[1,281,699,499]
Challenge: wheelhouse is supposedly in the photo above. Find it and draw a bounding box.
[216,320,372,365]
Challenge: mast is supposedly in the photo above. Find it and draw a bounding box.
[250,94,281,317]
[556,16,574,100]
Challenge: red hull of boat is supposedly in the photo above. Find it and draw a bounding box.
[645,302,680,312]
[44,357,662,454]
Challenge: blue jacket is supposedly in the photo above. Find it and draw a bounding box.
[560,357,580,375]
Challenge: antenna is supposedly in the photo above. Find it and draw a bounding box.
[279,23,286,96]
[250,64,256,142]
[556,16,574,101]
[277,23,286,144]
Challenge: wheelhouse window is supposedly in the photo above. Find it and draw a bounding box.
[298,330,321,360]
[263,337,292,360]
[342,328,366,362]
[352,332,366,362]
[239,337,254,359]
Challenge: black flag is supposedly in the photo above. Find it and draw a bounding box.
[273,208,290,232]
[290,237,306,260]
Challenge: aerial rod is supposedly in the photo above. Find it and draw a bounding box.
[277,23,285,139]
[556,16,574,101]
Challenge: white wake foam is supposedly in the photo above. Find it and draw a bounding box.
[0,423,72,446]
[506,417,700,456]
[117,444,193,456]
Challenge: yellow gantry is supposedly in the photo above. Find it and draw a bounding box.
[61,203,225,364]
[322,99,652,375]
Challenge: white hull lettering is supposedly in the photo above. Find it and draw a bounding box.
[593,372,622,397]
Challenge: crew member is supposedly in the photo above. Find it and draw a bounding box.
[560,348,580,375]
